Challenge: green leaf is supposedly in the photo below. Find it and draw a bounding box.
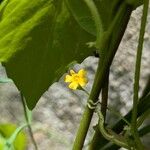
[0,124,27,150]
[67,0,144,33]
[66,0,125,32]
[94,0,126,30]
[65,0,96,35]
[0,135,5,150]
[93,93,150,149]
[126,0,144,7]
[0,0,94,109]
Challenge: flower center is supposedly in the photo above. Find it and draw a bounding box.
[73,75,80,82]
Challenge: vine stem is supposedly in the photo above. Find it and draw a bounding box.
[88,3,133,150]
[93,93,150,149]
[83,0,103,47]
[82,87,130,126]
[20,93,38,150]
[88,69,109,149]
[131,0,149,149]
[73,2,132,149]
[72,60,103,150]
[96,109,130,149]
[101,69,109,119]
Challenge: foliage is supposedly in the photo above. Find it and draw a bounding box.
[0,0,149,149]
[0,124,27,150]
[0,0,94,109]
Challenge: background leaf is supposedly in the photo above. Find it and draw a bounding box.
[66,0,125,32]
[0,0,94,109]
[0,135,5,150]
[94,0,124,30]
[0,124,27,150]
[65,0,96,35]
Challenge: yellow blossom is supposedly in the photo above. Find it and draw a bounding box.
[65,69,88,90]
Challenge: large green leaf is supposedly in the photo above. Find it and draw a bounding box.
[65,0,96,35]
[95,0,123,30]
[66,0,124,33]
[66,0,144,33]
[0,0,94,109]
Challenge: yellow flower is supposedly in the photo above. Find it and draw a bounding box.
[65,69,88,90]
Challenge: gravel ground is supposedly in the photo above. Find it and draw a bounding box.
[0,6,150,150]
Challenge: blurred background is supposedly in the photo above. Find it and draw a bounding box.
[0,6,150,150]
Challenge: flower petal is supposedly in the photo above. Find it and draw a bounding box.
[65,75,72,82]
[70,69,76,75]
[78,69,87,77]
[69,82,78,90]
[79,78,88,87]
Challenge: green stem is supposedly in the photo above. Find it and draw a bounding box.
[88,4,133,150]
[131,0,149,149]
[97,124,150,150]
[88,69,109,150]
[126,0,144,8]
[80,87,90,96]
[6,124,27,146]
[20,93,38,150]
[83,0,103,46]
[95,93,150,149]
[139,125,150,137]
[82,88,130,126]
[101,69,109,119]
[73,2,133,150]
[141,75,150,98]
[72,59,103,150]
[137,109,150,127]
[108,108,131,126]
[96,108,130,149]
